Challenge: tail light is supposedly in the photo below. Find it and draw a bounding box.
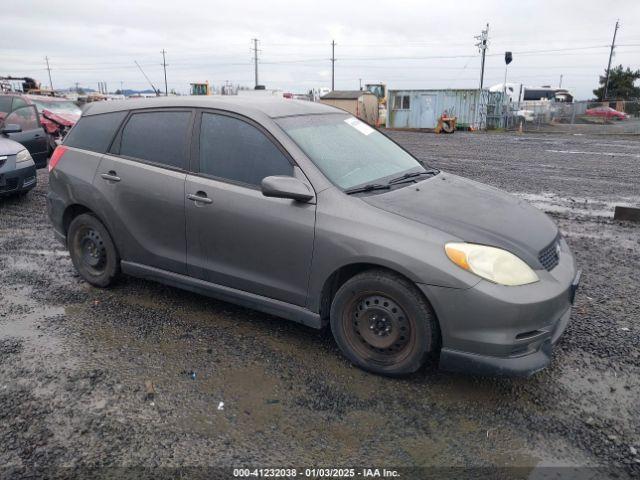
[48,145,68,172]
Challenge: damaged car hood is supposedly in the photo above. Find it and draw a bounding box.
[42,109,79,127]
[363,172,558,268]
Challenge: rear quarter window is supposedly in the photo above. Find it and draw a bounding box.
[64,111,127,153]
[118,110,191,170]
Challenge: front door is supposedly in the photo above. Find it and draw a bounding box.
[419,94,437,128]
[94,109,193,274]
[3,106,48,167]
[186,111,316,306]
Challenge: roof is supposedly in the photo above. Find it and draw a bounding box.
[82,96,339,119]
[1,93,70,102]
[388,88,490,94]
[320,90,374,100]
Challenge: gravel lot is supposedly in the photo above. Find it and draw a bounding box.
[0,131,638,478]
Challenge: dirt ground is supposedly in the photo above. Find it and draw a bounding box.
[0,131,638,478]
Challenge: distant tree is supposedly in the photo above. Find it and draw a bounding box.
[115,89,122,95]
[593,65,640,100]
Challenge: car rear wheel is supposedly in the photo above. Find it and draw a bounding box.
[67,213,120,287]
[330,269,438,376]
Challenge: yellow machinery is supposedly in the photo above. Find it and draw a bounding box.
[435,111,457,134]
[190,82,212,96]
[365,83,387,126]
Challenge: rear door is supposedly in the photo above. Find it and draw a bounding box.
[185,111,316,306]
[94,109,194,274]
[2,105,48,166]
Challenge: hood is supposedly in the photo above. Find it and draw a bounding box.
[0,136,27,156]
[363,173,558,268]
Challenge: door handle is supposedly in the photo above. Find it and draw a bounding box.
[187,192,212,204]
[100,171,121,182]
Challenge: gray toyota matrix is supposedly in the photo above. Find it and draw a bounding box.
[47,97,580,377]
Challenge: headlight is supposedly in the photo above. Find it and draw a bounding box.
[16,149,32,163]
[445,242,539,286]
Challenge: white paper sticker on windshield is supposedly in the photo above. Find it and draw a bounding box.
[344,117,375,136]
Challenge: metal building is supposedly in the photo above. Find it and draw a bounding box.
[386,89,505,130]
[320,90,380,125]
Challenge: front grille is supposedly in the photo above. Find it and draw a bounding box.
[539,238,560,271]
[0,178,19,192]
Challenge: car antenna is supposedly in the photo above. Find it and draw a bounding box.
[135,61,161,96]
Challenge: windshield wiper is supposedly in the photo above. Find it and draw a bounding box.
[344,183,391,195]
[387,169,439,185]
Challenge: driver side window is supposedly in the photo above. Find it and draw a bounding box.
[199,113,292,186]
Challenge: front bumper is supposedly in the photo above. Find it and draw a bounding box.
[0,162,37,196]
[438,304,572,377]
[420,239,580,377]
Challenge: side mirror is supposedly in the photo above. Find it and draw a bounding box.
[261,175,314,202]
[1,124,22,134]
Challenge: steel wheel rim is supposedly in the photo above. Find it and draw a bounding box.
[343,292,415,366]
[76,227,107,275]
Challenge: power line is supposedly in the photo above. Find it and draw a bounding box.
[8,42,640,72]
[604,20,620,100]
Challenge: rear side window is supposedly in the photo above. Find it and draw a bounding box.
[64,111,127,153]
[199,113,292,186]
[119,110,190,170]
[12,97,29,110]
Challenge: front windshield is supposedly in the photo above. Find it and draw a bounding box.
[277,114,424,189]
[30,99,81,116]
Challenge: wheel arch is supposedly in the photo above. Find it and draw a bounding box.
[62,204,118,256]
[62,204,94,236]
[317,262,440,329]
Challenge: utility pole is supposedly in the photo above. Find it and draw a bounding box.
[473,24,489,130]
[331,40,336,91]
[75,82,79,93]
[359,78,362,90]
[475,24,489,90]
[252,38,259,88]
[603,20,620,100]
[559,74,563,89]
[161,49,168,96]
[45,56,54,91]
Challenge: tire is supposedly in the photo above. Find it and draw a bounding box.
[67,213,120,287]
[330,269,439,376]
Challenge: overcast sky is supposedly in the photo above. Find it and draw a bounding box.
[2,0,639,99]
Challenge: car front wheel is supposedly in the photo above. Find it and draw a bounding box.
[330,269,439,376]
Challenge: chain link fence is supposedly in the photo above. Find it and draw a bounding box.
[498,99,640,134]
